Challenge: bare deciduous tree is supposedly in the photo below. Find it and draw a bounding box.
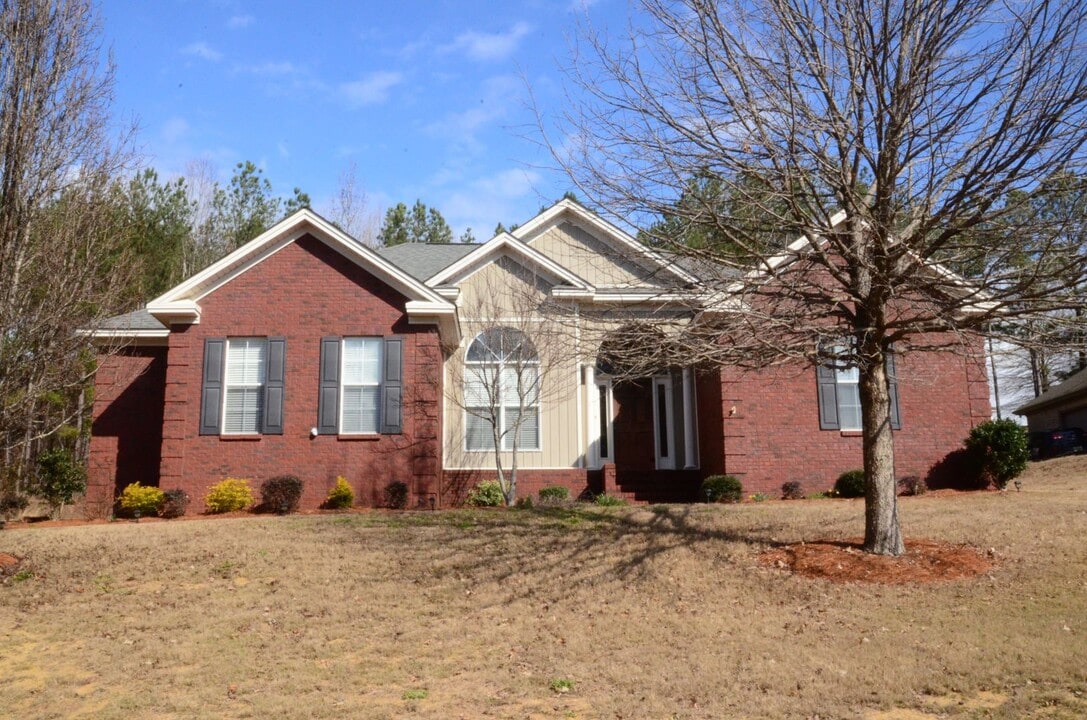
[0,0,132,483]
[549,0,1087,554]
[325,161,383,247]
[444,257,577,505]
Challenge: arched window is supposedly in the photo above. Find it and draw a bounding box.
[465,328,540,451]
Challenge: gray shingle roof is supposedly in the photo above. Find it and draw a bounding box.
[376,242,480,281]
[97,308,166,331]
[1015,366,1087,415]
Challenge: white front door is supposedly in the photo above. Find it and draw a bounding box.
[652,375,675,470]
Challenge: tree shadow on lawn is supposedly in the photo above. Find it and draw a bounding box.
[343,504,783,607]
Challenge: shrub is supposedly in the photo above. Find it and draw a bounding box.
[260,475,304,514]
[384,481,409,509]
[594,493,627,506]
[0,494,29,517]
[119,483,165,516]
[781,481,805,500]
[964,419,1029,490]
[325,476,354,509]
[466,480,505,507]
[701,475,743,503]
[897,475,928,496]
[514,496,534,509]
[34,447,86,516]
[538,486,570,505]
[834,470,867,498]
[158,488,190,518]
[749,492,770,502]
[204,478,254,514]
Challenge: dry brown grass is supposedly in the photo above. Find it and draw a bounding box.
[1,457,1086,719]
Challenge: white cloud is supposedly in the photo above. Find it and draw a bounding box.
[444,21,532,62]
[233,61,301,77]
[160,117,190,144]
[227,14,254,29]
[182,41,222,62]
[440,168,544,238]
[277,141,289,159]
[424,74,521,141]
[339,71,403,107]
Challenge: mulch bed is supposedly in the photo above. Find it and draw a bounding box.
[0,551,22,576]
[760,537,995,584]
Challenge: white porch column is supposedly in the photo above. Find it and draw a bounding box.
[682,367,696,469]
[584,362,597,468]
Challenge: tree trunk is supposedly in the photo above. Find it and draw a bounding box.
[859,350,905,556]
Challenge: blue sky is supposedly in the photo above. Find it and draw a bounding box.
[98,0,623,239]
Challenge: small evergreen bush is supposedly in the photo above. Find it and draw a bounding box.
[897,475,928,496]
[781,481,804,500]
[384,481,409,509]
[834,470,867,498]
[702,474,743,503]
[325,476,354,509]
[119,483,165,516]
[594,493,627,506]
[204,478,254,514]
[158,488,190,518]
[260,475,304,514]
[466,480,505,507]
[0,494,29,516]
[964,419,1029,490]
[538,486,570,505]
[35,447,86,516]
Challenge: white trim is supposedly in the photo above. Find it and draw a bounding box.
[426,232,595,292]
[145,209,458,340]
[86,329,171,345]
[512,199,700,285]
[652,375,676,470]
[339,337,383,436]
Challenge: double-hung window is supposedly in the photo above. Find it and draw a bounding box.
[317,336,403,435]
[816,344,901,431]
[340,338,382,434]
[464,328,540,451]
[200,336,286,436]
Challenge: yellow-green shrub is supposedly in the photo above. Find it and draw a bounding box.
[118,483,165,516]
[325,476,354,509]
[204,478,254,514]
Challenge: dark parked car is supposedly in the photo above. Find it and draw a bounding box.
[1029,428,1086,460]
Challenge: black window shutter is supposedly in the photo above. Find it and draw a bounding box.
[262,337,286,434]
[886,349,902,430]
[381,335,404,434]
[200,338,226,435]
[317,337,341,434]
[816,363,840,430]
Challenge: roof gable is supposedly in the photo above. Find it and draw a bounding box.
[145,209,458,340]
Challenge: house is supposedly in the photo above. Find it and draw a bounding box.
[1014,366,1087,433]
[86,201,991,515]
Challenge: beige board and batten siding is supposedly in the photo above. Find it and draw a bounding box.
[444,255,585,471]
[525,221,669,289]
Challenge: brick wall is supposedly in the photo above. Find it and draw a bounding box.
[93,234,443,515]
[87,347,167,517]
[708,338,991,495]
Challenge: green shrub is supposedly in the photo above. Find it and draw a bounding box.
[260,475,303,514]
[964,419,1029,490]
[466,480,505,507]
[834,470,866,498]
[35,447,86,516]
[594,493,627,506]
[0,494,29,517]
[781,481,804,500]
[158,488,190,518]
[538,486,570,505]
[749,492,770,502]
[514,496,534,509]
[384,481,409,509]
[897,475,928,496]
[701,475,743,503]
[325,476,354,509]
[118,483,165,516]
[204,478,254,514]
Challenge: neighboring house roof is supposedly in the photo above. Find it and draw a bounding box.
[376,242,481,282]
[1015,366,1087,415]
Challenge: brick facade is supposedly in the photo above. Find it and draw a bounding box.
[87,234,443,515]
[705,339,991,495]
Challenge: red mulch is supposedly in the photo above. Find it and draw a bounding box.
[760,538,995,584]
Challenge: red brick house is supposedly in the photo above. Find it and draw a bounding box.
[87,202,990,515]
